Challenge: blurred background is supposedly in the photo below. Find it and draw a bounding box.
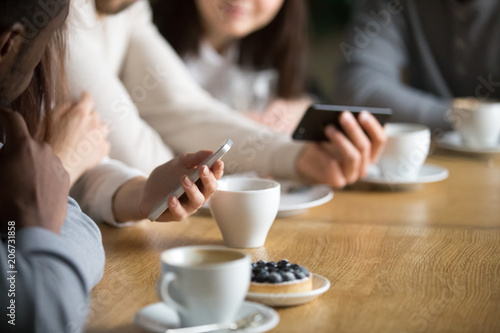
[307,0,356,103]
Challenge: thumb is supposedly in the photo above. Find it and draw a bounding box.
[182,150,213,169]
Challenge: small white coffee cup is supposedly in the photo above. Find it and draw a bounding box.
[378,123,431,181]
[159,246,250,327]
[209,177,280,248]
[450,99,500,149]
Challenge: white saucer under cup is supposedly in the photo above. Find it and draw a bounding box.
[378,123,431,182]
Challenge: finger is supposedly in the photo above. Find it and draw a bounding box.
[161,196,187,222]
[211,160,224,180]
[74,92,95,116]
[324,126,361,184]
[182,150,213,169]
[181,175,205,210]
[0,109,31,145]
[198,165,219,198]
[358,111,387,163]
[339,112,371,178]
[324,160,347,188]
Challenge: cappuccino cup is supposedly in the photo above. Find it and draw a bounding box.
[159,246,250,327]
[378,123,431,181]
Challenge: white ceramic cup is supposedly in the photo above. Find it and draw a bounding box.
[209,177,280,248]
[451,99,500,149]
[159,246,251,327]
[378,123,431,181]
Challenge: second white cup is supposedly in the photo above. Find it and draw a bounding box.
[451,99,500,149]
[209,177,280,248]
[378,123,431,181]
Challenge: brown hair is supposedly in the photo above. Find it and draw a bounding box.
[152,0,308,99]
[8,28,67,143]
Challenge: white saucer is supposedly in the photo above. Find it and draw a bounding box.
[134,301,279,333]
[246,273,331,307]
[437,131,500,154]
[362,164,449,186]
[201,174,334,218]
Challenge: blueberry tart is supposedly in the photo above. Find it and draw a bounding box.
[250,259,312,293]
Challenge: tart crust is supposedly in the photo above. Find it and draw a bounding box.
[249,275,312,294]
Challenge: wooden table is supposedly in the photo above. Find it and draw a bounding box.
[85,151,500,333]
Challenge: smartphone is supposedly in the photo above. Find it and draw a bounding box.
[148,139,233,222]
[292,104,392,142]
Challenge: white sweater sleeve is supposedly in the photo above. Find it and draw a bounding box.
[66,4,175,175]
[70,158,145,227]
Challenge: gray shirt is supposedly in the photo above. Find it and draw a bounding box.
[335,0,500,130]
[0,198,105,333]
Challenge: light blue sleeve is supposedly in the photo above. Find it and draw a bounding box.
[0,198,105,333]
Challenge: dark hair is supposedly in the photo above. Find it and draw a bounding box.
[152,0,308,99]
[10,29,67,142]
[0,0,68,143]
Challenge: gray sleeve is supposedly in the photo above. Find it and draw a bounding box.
[0,198,105,333]
[334,0,451,130]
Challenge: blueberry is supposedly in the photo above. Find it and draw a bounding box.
[299,266,309,276]
[256,260,266,267]
[281,272,295,282]
[256,271,269,283]
[252,267,261,275]
[294,271,306,280]
[266,261,277,268]
[267,266,278,273]
[267,272,283,283]
[277,259,290,268]
[290,264,301,271]
[251,262,258,269]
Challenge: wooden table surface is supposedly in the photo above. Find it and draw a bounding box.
[85,150,500,333]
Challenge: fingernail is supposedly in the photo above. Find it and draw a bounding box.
[359,111,369,123]
[183,176,193,187]
[170,196,178,207]
[201,165,209,177]
[341,111,355,123]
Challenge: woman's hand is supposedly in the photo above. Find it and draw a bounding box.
[296,111,387,188]
[0,110,70,234]
[49,93,110,186]
[112,151,224,223]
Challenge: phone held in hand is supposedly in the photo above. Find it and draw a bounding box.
[292,104,392,142]
[148,139,233,222]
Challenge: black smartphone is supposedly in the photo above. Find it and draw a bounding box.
[292,104,392,142]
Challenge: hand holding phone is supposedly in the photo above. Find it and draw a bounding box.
[148,139,233,222]
[292,104,392,142]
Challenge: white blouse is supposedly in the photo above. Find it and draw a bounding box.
[184,41,278,112]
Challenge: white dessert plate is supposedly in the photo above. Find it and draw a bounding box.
[201,174,334,218]
[134,301,279,333]
[436,131,500,154]
[246,273,331,307]
[361,164,449,186]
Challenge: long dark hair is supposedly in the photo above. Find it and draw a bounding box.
[152,0,308,99]
[8,28,67,143]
